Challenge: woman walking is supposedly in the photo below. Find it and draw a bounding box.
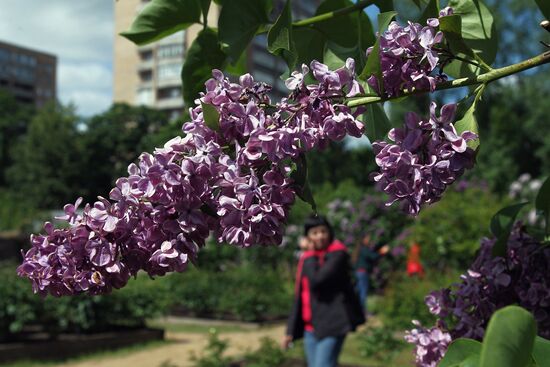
[283,215,365,367]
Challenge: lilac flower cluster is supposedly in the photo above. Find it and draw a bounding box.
[406,227,550,366]
[372,102,477,215]
[367,7,453,97]
[18,59,365,296]
[404,320,452,367]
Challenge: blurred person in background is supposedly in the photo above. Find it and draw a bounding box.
[282,215,365,367]
[351,234,389,315]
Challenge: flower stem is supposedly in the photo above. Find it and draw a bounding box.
[346,51,550,108]
[292,0,373,27]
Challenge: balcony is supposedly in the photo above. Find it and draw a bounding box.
[137,59,154,71]
[155,96,184,110]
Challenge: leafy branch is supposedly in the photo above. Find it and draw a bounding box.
[346,51,550,108]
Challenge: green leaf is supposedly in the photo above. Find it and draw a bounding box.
[373,0,395,12]
[417,0,440,25]
[533,336,550,367]
[321,9,374,72]
[439,338,482,367]
[359,11,397,90]
[293,28,326,68]
[535,0,550,19]
[479,306,537,367]
[364,103,392,142]
[447,0,497,66]
[312,0,375,53]
[440,15,477,58]
[489,202,528,257]
[535,176,550,237]
[218,0,272,62]
[291,154,317,212]
[377,10,399,34]
[313,0,358,48]
[200,0,211,24]
[121,0,202,45]
[267,0,296,68]
[454,102,479,150]
[225,51,249,76]
[201,102,220,132]
[323,46,347,70]
[181,28,227,106]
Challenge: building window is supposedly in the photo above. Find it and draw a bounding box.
[0,49,9,62]
[158,44,184,59]
[41,65,54,75]
[136,87,153,105]
[139,69,152,82]
[157,63,180,80]
[12,66,35,83]
[157,87,181,100]
[140,50,153,61]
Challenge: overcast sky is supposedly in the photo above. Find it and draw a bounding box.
[0,0,114,116]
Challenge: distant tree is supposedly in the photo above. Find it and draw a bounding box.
[0,91,33,187]
[78,103,169,200]
[473,76,550,193]
[7,102,83,209]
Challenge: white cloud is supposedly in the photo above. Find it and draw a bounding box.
[0,0,113,116]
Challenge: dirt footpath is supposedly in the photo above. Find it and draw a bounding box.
[62,324,286,367]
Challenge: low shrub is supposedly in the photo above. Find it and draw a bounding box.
[373,270,461,330]
[242,337,288,367]
[408,185,507,270]
[190,330,233,367]
[0,262,171,339]
[167,265,293,322]
[357,326,405,363]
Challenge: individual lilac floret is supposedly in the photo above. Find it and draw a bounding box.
[372,102,477,215]
[405,226,550,366]
[367,8,453,97]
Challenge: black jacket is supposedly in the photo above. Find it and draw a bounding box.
[286,241,365,340]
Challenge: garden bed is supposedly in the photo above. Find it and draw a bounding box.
[170,306,287,324]
[0,327,164,364]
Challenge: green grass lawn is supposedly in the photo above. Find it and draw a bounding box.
[286,332,415,367]
[146,319,252,334]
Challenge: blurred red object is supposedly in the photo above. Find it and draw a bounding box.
[407,242,425,277]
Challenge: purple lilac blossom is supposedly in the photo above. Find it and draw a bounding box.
[372,102,477,215]
[18,59,366,296]
[406,226,550,366]
[404,320,452,367]
[367,7,453,97]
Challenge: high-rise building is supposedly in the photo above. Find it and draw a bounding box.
[0,40,56,108]
[113,0,319,118]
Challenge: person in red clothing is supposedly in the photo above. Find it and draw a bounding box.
[282,215,365,367]
[406,242,425,277]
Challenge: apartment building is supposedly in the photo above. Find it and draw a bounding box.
[0,40,56,108]
[113,0,319,118]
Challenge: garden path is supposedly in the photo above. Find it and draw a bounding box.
[62,324,286,367]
